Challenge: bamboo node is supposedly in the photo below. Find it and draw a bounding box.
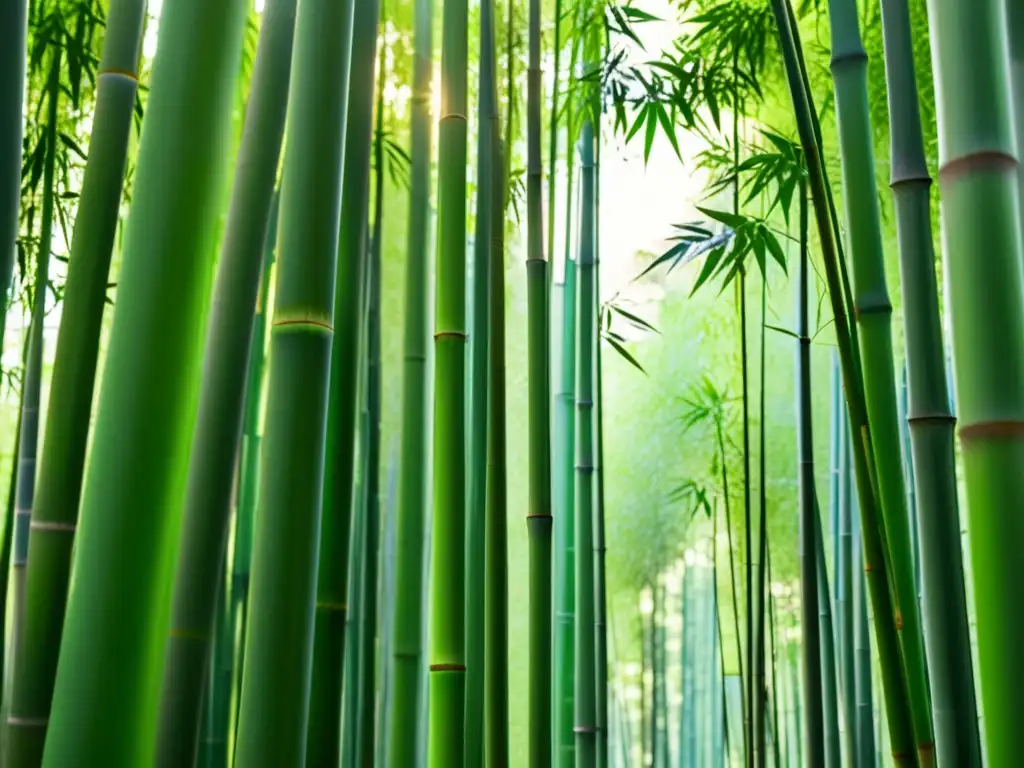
[169,628,208,641]
[316,601,347,612]
[429,663,466,672]
[98,68,139,82]
[433,331,467,341]
[30,520,76,532]
[958,419,1024,442]
[272,315,334,333]
[894,610,903,631]
[573,725,597,734]
[6,716,48,728]
[939,150,1018,181]
[907,413,956,427]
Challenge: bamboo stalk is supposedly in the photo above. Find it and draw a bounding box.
[0,0,28,352]
[42,0,248,761]
[388,0,433,754]
[878,1,982,763]
[427,0,470,753]
[923,0,1024,762]
[231,0,352,761]
[154,1,295,761]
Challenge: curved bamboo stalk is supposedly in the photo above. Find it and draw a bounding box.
[305,2,377,761]
[825,2,934,760]
[42,0,248,761]
[923,0,1024,763]
[153,1,295,761]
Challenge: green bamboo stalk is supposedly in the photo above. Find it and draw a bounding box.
[484,135,509,768]
[355,45,387,765]
[0,342,27,715]
[526,0,553,753]
[923,0,1024,763]
[198,552,232,768]
[681,570,695,768]
[850,453,877,768]
[553,122,578,768]
[229,190,279,744]
[825,3,933,761]
[766,542,783,768]
[152,2,294,762]
[834,356,857,768]
[545,0,563,276]
[753,281,767,768]
[573,30,599,763]
[41,0,247,762]
[1009,0,1024,229]
[814,499,841,768]
[878,2,982,763]
[7,42,60,764]
[795,175,825,768]
[428,0,470,754]
[594,318,608,768]
[0,0,28,349]
[11,3,146,762]
[466,0,495,755]
[769,4,919,763]
[387,0,433,755]
[231,0,352,762]
[304,1,377,761]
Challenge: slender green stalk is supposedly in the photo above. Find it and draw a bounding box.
[769,4,919,762]
[826,3,933,760]
[388,0,433,757]
[231,0,352,762]
[834,356,857,768]
[1009,0,1024,229]
[0,344,27,715]
[152,2,294,761]
[12,1,146,757]
[8,43,60,765]
[878,1,982,763]
[574,22,600,762]
[594,283,608,768]
[41,0,247,761]
[305,2,376,761]
[229,191,279,743]
[923,0,1024,763]
[850,454,877,768]
[795,176,825,768]
[428,0,470,755]
[466,0,495,755]
[753,281,767,768]
[766,543,782,768]
[526,0,553,754]
[198,553,232,768]
[545,0,563,276]
[484,135,509,768]
[0,0,28,348]
[814,499,841,768]
[11,3,145,762]
[554,245,577,768]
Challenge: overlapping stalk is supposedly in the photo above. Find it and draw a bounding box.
[388,0,433,754]
[231,0,352,761]
[525,0,553,754]
[923,0,1024,763]
[573,19,599,761]
[878,1,981,763]
[465,0,495,753]
[7,43,59,766]
[768,3,919,763]
[305,1,376,760]
[153,1,295,761]
[484,134,509,767]
[825,2,933,760]
[41,0,247,761]
[833,357,856,767]
[427,0,470,754]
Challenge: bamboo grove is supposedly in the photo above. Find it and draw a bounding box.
[0,0,1022,766]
